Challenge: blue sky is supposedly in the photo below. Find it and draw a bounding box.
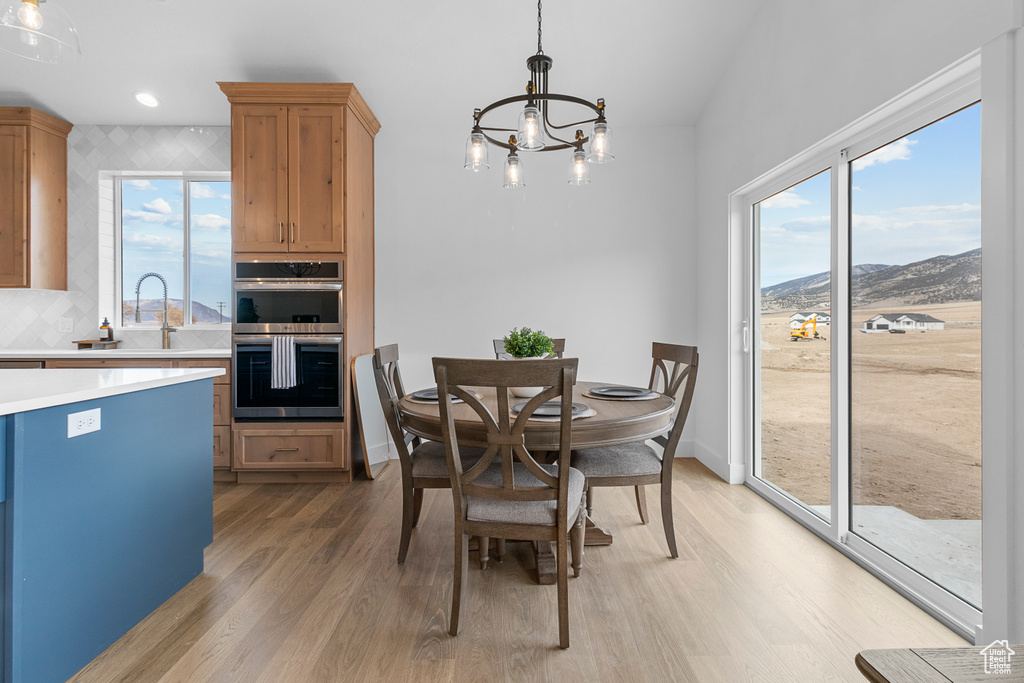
[121,179,231,321]
[759,102,981,287]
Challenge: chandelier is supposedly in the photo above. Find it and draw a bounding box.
[464,0,614,189]
[0,0,81,64]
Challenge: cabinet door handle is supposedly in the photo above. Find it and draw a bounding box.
[290,222,296,243]
[279,222,285,243]
[275,447,300,452]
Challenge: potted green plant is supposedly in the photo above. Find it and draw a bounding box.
[502,327,554,359]
[501,327,554,397]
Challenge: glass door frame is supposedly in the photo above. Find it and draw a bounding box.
[736,55,983,640]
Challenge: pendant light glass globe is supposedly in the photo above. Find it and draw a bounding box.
[503,153,525,189]
[464,131,489,171]
[517,105,545,150]
[0,0,81,63]
[587,121,614,163]
[567,149,591,185]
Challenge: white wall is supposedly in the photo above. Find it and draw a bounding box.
[693,0,1020,638]
[374,124,698,426]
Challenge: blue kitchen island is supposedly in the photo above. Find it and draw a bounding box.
[0,367,222,683]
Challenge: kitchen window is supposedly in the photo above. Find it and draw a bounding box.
[115,174,231,328]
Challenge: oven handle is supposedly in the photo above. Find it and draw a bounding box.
[233,335,344,345]
[233,282,342,291]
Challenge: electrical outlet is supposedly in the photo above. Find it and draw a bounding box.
[58,317,73,334]
[67,408,101,438]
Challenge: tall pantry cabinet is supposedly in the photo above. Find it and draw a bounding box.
[219,83,379,483]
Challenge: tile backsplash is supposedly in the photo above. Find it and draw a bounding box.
[0,124,231,350]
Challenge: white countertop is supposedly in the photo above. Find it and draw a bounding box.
[0,348,230,359]
[0,368,225,415]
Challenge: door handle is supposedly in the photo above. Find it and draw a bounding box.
[290,222,296,243]
[275,447,299,452]
[278,222,284,243]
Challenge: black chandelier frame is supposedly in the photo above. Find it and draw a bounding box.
[470,21,608,154]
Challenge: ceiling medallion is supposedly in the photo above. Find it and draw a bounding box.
[464,0,614,189]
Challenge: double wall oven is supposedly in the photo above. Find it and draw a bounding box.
[232,260,344,420]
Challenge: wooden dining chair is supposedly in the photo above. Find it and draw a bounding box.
[492,337,565,359]
[433,357,586,649]
[571,342,699,558]
[372,344,485,565]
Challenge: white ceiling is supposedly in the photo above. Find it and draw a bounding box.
[0,0,765,131]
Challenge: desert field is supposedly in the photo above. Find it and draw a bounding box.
[759,301,981,521]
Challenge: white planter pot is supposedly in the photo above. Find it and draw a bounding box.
[507,355,545,397]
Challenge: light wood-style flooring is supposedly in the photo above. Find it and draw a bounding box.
[70,459,966,682]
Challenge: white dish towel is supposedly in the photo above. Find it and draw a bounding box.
[271,336,297,389]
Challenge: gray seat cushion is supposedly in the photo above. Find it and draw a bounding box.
[466,464,585,527]
[571,441,662,478]
[411,441,486,478]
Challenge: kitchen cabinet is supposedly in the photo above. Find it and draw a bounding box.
[221,82,379,484]
[0,108,72,289]
[220,83,378,255]
[232,423,347,477]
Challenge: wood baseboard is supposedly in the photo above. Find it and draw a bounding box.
[234,470,353,484]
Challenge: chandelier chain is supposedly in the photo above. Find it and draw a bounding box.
[537,0,543,54]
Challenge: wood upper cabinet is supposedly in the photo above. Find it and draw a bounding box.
[0,108,72,289]
[223,84,357,254]
[231,105,288,251]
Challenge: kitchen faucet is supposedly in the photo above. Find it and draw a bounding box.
[134,272,176,349]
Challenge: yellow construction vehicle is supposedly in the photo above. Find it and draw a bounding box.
[790,317,826,341]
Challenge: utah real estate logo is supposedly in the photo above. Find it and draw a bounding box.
[979,640,1014,675]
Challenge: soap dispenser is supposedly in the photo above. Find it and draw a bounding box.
[100,317,113,341]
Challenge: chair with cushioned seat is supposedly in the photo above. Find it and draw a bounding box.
[372,344,486,565]
[433,356,586,649]
[571,342,698,558]
[493,337,565,359]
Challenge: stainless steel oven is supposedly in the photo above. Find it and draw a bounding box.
[233,260,343,335]
[232,335,344,419]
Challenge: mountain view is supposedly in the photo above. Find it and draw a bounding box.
[760,248,981,312]
[124,299,230,325]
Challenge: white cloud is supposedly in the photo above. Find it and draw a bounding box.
[851,138,917,171]
[123,179,157,191]
[123,209,175,225]
[142,198,173,214]
[191,183,231,200]
[760,190,810,210]
[892,203,980,215]
[122,233,181,250]
[191,213,230,230]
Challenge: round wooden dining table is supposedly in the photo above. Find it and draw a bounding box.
[398,381,674,450]
[397,381,675,583]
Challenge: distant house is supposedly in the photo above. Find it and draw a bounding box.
[789,312,831,328]
[863,313,944,331]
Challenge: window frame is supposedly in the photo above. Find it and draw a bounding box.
[113,171,232,331]
[730,52,985,640]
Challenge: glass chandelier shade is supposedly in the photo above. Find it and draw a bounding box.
[0,0,81,63]
[503,153,525,189]
[517,105,545,150]
[464,131,489,171]
[587,121,614,163]
[567,149,591,185]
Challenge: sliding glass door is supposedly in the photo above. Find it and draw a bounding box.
[745,77,982,633]
[754,170,832,521]
[849,103,982,609]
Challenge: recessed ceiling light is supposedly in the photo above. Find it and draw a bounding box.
[134,91,160,108]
